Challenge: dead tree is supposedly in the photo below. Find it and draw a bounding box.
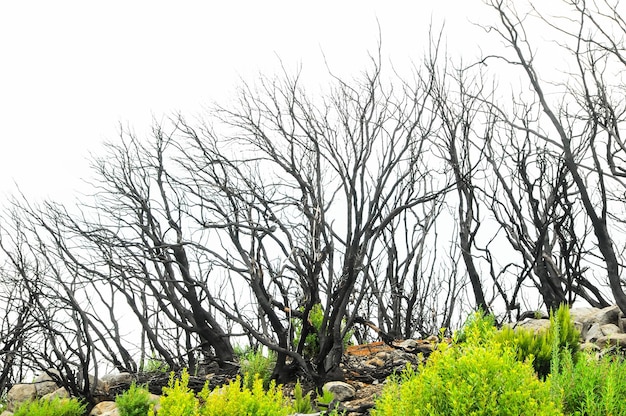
[171,52,450,383]
[482,0,626,313]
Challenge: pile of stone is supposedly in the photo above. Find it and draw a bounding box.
[4,305,626,416]
[515,304,626,351]
[0,370,152,416]
[1,370,70,415]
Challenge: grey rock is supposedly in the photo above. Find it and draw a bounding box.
[593,305,621,326]
[6,383,36,412]
[601,324,621,336]
[41,387,69,401]
[101,372,133,385]
[34,369,61,396]
[89,401,118,416]
[570,307,600,325]
[396,339,418,351]
[619,318,626,333]
[323,381,356,402]
[515,318,551,333]
[288,414,321,416]
[584,323,603,343]
[596,333,626,349]
[580,342,600,352]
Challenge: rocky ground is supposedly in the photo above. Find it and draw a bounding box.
[5,305,626,416]
[330,338,439,415]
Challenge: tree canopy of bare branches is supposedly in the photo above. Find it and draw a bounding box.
[3,0,626,404]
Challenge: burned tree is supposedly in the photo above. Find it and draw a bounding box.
[171,55,449,383]
[481,0,626,313]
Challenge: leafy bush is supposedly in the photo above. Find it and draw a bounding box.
[372,320,562,415]
[551,350,626,415]
[142,351,170,373]
[456,304,579,378]
[199,373,292,416]
[116,381,154,416]
[494,304,580,378]
[13,397,86,416]
[454,309,497,344]
[150,369,199,416]
[145,370,294,416]
[292,303,324,357]
[292,380,313,414]
[236,347,276,390]
[292,303,352,358]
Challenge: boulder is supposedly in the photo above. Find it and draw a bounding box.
[601,323,621,336]
[395,339,418,351]
[289,414,321,416]
[596,333,626,349]
[572,305,621,327]
[569,307,600,324]
[41,387,70,401]
[583,323,603,343]
[89,401,118,416]
[592,305,621,326]
[323,381,356,402]
[33,369,61,396]
[101,372,133,388]
[580,342,601,352]
[149,393,161,413]
[364,357,385,368]
[515,318,551,333]
[6,383,36,411]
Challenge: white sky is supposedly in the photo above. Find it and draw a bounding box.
[0,1,484,201]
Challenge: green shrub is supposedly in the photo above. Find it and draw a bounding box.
[494,304,579,378]
[292,303,352,358]
[199,373,292,416]
[551,350,626,415]
[150,368,199,416]
[454,309,497,344]
[236,347,276,390]
[116,381,154,416]
[13,397,86,416]
[142,351,170,373]
[315,386,335,413]
[372,326,562,415]
[292,380,313,414]
[457,304,579,378]
[293,303,324,357]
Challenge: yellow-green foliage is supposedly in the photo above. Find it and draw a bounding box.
[199,373,292,416]
[116,381,154,416]
[142,352,170,373]
[293,303,352,358]
[13,397,86,416]
[292,379,313,414]
[454,309,497,344]
[496,325,552,376]
[152,369,200,416]
[316,387,334,408]
[372,320,562,416]
[146,370,296,416]
[551,351,626,415]
[494,305,580,378]
[293,303,324,357]
[235,347,276,390]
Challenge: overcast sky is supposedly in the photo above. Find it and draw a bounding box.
[0,1,485,202]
